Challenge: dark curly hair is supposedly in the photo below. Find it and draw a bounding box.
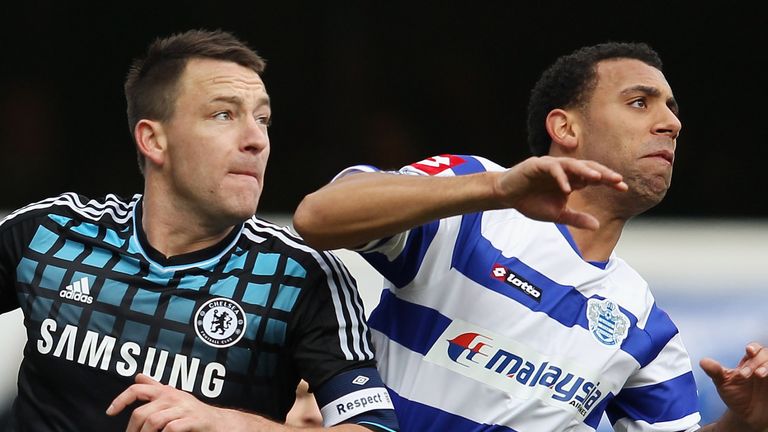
[526,42,662,156]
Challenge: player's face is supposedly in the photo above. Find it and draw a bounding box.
[161,58,271,225]
[576,58,681,215]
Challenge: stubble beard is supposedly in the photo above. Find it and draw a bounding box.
[619,170,672,217]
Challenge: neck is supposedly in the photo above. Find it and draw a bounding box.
[141,183,234,259]
[566,191,629,262]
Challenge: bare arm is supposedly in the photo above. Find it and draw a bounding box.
[293,156,626,250]
[295,169,499,250]
[107,374,375,432]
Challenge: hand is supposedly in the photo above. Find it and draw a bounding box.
[496,156,627,230]
[107,374,240,432]
[107,375,369,432]
[700,342,768,431]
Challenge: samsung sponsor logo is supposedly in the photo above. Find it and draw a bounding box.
[37,318,226,397]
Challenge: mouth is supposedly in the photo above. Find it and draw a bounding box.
[228,171,261,186]
[643,149,674,165]
[229,170,260,179]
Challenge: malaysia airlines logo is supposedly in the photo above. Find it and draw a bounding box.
[60,277,93,304]
[491,264,542,302]
[447,332,492,367]
[409,154,466,175]
[425,319,605,418]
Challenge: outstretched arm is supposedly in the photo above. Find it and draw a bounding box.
[293,156,626,250]
[107,374,374,432]
[697,342,768,432]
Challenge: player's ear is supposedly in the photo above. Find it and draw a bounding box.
[545,109,579,154]
[134,120,167,168]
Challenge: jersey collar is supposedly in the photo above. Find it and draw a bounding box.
[132,198,244,269]
[555,223,609,270]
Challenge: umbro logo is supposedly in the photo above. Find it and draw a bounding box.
[59,277,94,304]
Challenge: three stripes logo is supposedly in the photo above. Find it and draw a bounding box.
[59,277,94,304]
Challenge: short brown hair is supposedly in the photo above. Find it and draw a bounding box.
[124,29,266,174]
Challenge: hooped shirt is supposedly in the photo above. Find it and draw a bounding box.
[337,154,700,432]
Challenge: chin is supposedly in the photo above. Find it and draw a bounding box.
[239,196,261,217]
[234,202,259,220]
[212,201,257,227]
[616,180,668,218]
[630,173,670,198]
[232,185,262,211]
[627,188,668,216]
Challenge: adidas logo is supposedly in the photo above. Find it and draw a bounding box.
[59,277,93,304]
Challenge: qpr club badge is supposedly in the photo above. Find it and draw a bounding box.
[587,298,629,347]
[195,298,247,348]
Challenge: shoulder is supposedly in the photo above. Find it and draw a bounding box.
[242,217,349,279]
[606,260,683,358]
[604,257,659,323]
[335,154,506,180]
[1,192,139,232]
[399,154,506,176]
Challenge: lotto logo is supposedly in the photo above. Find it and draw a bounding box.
[491,264,542,302]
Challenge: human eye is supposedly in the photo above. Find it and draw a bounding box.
[629,98,647,109]
[213,111,233,121]
[256,114,272,127]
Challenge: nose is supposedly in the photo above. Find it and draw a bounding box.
[654,106,682,140]
[242,115,269,153]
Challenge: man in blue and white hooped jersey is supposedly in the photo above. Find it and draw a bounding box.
[0,30,398,432]
[293,42,768,431]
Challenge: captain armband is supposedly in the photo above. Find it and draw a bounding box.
[312,368,398,430]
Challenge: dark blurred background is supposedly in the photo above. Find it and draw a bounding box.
[1,2,766,217]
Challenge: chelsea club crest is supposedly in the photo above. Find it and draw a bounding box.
[195,297,247,348]
[587,298,629,347]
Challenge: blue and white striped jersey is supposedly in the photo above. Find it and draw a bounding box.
[338,155,701,432]
[0,193,396,431]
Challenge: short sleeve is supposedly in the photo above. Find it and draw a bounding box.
[288,249,377,387]
[607,329,701,431]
